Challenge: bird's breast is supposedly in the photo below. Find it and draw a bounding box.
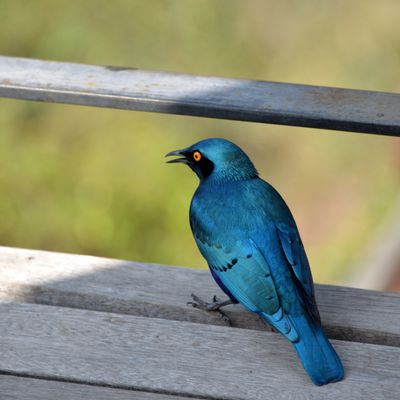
[190,182,265,246]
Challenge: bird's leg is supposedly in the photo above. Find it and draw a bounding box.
[188,293,233,326]
[189,294,233,311]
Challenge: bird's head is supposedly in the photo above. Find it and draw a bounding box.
[166,138,258,183]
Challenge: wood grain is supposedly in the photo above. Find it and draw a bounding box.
[0,247,399,347]
[0,302,398,400]
[0,375,194,400]
[0,56,399,136]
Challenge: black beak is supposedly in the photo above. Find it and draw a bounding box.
[165,149,189,164]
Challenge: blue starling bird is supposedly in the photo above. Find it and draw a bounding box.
[166,138,344,386]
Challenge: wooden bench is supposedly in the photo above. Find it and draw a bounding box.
[0,56,399,398]
[0,246,399,399]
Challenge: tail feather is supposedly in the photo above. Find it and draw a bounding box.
[261,308,299,343]
[261,311,344,385]
[289,314,344,385]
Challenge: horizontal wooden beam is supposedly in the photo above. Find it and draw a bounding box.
[0,246,399,347]
[0,56,399,136]
[1,302,399,399]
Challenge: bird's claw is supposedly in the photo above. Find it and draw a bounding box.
[187,293,233,326]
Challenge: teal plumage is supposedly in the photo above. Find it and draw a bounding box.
[166,138,344,385]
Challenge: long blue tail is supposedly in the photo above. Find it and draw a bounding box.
[261,311,344,385]
[289,314,344,385]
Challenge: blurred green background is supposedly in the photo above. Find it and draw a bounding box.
[0,0,399,286]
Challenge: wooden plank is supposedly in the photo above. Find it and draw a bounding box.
[0,246,399,347]
[0,375,193,400]
[0,302,398,400]
[0,56,399,136]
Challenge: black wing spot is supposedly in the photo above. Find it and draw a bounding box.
[266,295,274,300]
[246,254,252,259]
[265,273,271,278]
[215,260,238,273]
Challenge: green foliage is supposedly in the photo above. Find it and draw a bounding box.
[0,0,399,283]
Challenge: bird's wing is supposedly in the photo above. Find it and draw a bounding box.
[274,223,320,323]
[194,230,300,342]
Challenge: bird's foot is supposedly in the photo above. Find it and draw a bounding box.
[189,294,233,311]
[188,294,233,326]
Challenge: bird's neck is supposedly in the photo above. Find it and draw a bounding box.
[197,176,259,196]
[201,166,258,185]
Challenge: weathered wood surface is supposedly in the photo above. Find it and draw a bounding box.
[0,302,399,400]
[0,375,193,400]
[0,56,399,136]
[0,246,399,347]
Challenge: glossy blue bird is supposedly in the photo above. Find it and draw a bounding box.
[166,138,344,385]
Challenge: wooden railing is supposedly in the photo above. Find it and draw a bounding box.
[0,56,399,399]
[0,56,399,136]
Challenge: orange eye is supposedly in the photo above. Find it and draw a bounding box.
[193,151,202,162]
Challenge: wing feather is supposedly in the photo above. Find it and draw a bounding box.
[275,224,320,323]
[194,234,300,342]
